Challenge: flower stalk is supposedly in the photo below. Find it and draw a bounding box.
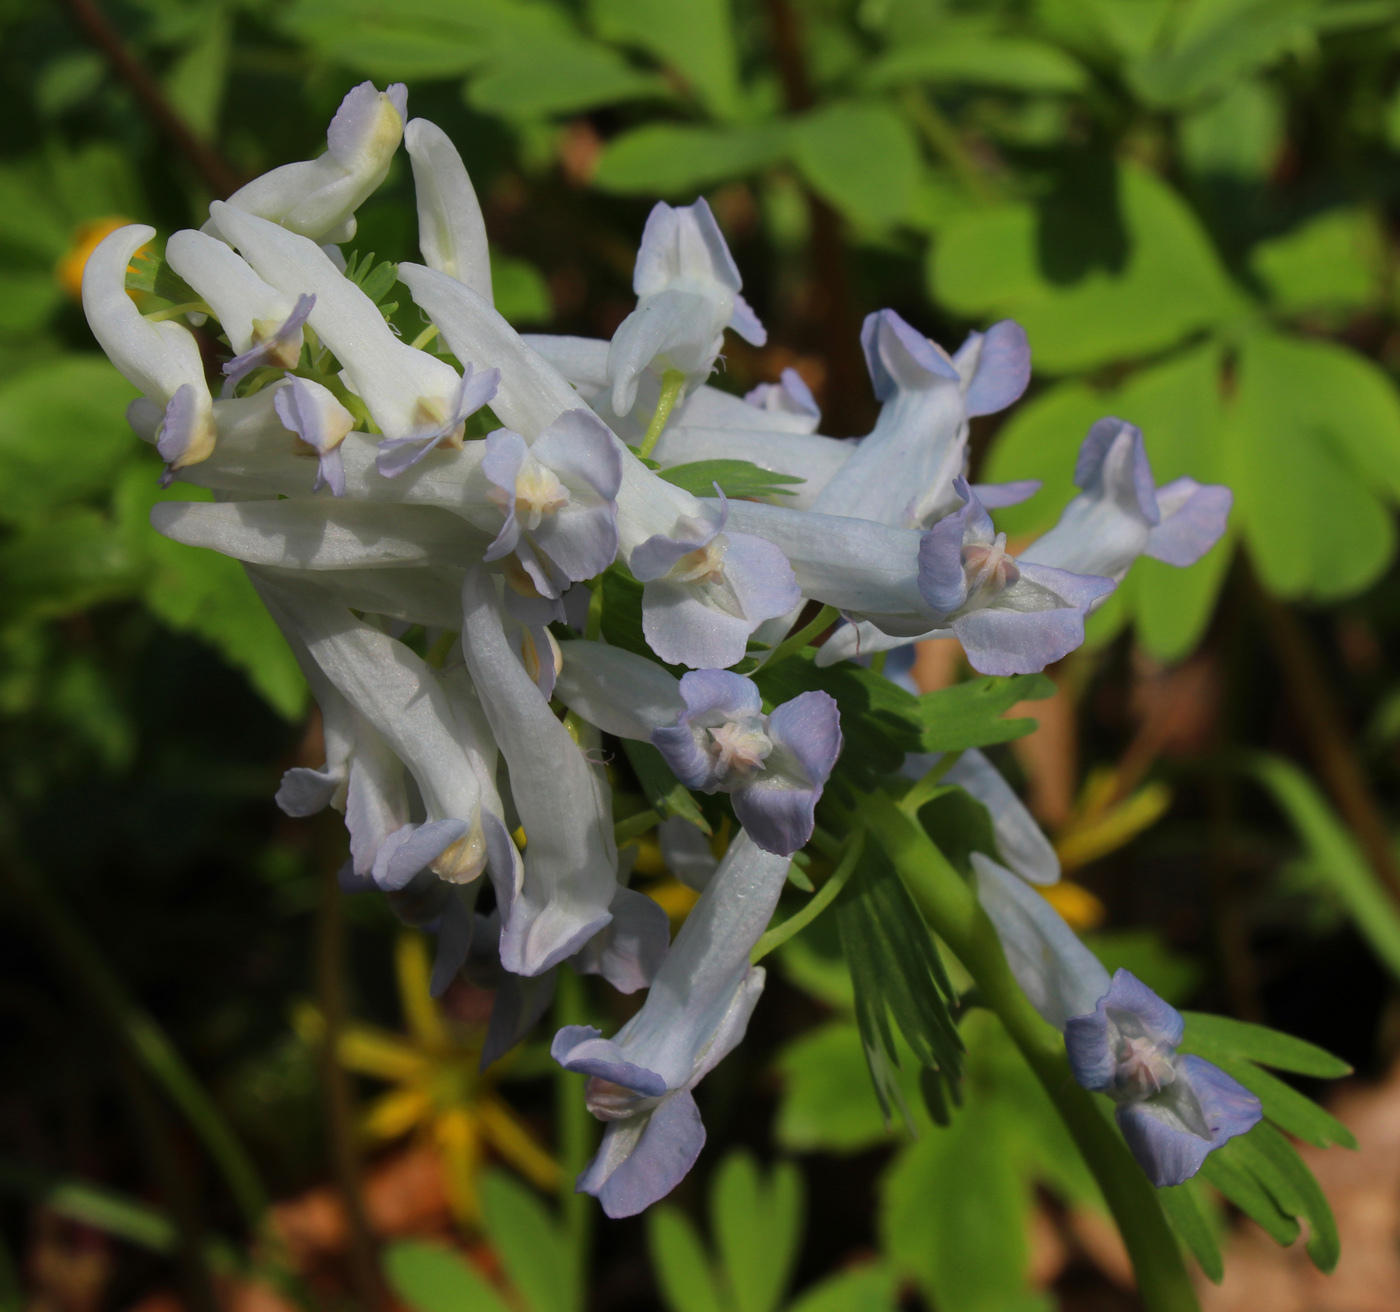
[860,789,1200,1312]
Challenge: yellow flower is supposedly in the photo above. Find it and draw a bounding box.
[308,933,558,1225]
[55,216,137,300]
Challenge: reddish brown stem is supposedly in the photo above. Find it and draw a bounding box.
[61,0,244,199]
[765,0,872,436]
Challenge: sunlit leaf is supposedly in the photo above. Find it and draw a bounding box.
[791,102,921,229]
[594,121,789,194]
[590,0,741,117]
[932,163,1243,373]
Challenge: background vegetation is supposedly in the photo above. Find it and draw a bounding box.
[5,0,1400,1307]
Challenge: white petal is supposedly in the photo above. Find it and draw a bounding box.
[972,853,1109,1031]
[405,118,492,301]
[165,228,291,355]
[552,640,685,740]
[151,498,490,570]
[460,566,618,976]
[209,204,463,440]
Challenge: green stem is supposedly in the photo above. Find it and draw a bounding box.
[861,791,1200,1312]
[898,750,963,819]
[553,969,595,1288]
[900,88,997,205]
[585,580,605,641]
[637,369,687,460]
[758,605,838,674]
[751,830,864,963]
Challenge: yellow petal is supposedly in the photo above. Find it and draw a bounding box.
[478,1098,559,1191]
[645,878,699,925]
[1039,881,1106,933]
[363,1088,432,1141]
[56,216,137,300]
[435,1108,483,1224]
[1056,781,1172,873]
[396,933,449,1047]
[338,1025,424,1081]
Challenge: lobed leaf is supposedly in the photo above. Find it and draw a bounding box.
[918,673,1054,752]
[384,1240,512,1312]
[1207,1056,1356,1150]
[647,1206,726,1312]
[480,1171,577,1312]
[1157,1177,1224,1284]
[659,459,805,500]
[1179,1009,1352,1079]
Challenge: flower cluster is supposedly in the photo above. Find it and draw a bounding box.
[82,83,1239,1213]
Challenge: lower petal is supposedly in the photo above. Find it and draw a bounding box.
[581,1090,707,1219]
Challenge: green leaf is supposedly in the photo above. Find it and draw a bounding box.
[345,250,400,306]
[918,673,1054,751]
[279,0,573,80]
[384,1240,513,1312]
[1179,79,1285,181]
[600,567,676,669]
[593,122,790,195]
[1127,0,1317,108]
[1198,1134,1300,1247]
[775,1021,916,1153]
[116,468,308,721]
[791,102,921,229]
[620,739,710,834]
[710,1151,803,1312]
[1179,1008,1352,1079]
[0,356,139,526]
[489,251,551,325]
[126,249,199,305]
[0,509,140,622]
[880,1095,1047,1312]
[480,1172,576,1312]
[754,650,923,796]
[833,845,962,1128]
[659,459,804,500]
[467,40,669,118]
[1157,1177,1224,1283]
[931,163,1242,373]
[589,0,741,117]
[163,7,231,138]
[1246,751,1400,981]
[647,1206,726,1312]
[916,788,998,878]
[1251,207,1384,316]
[786,1264,900,1312]
[1207,1056,1357,1150]
[1228,1123,1341,1272]
[864,36,1088,93]
[1227,334,1399,599]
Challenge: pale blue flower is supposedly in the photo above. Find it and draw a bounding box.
[481,408,622,599]
[1021,417,1232,581]
[1066,969,1262,1187]
[652,669,841,856]
[631,492,800,670]
[551,832,789,1217]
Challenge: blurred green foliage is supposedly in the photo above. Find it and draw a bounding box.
[7,0,1400,1307]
